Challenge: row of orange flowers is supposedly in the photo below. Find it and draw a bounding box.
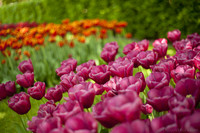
[0,19,132,64]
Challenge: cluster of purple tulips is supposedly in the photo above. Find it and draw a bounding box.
[1,29,200,133]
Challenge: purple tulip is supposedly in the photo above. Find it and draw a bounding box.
[167,29,181,43]
[28,81,46,100]
[0,83,7,100]
[109,57,134,77]
[153,38,168,47]
[76,60,96,80]
[102,76,122,97]
[101,42,119,63]
[126,50,140,67]
[60,72,84,92]
[92,99,119,128]
[123,42,139,55]
[137,51,158,69]
[36,117,62,133]
[147,86,174,112]
[93,83,104,95]
[89,65,111,84]
[151,113,178,133]
[64,112,98,133]
[187,32,200,48]
[68,82,95,108]
[60,58,77,69]
[16,72,34,88]
[196,72,200,79]
[137,39,149,51]
[18,59,34,73]
[146,72,170,90]
[174,50,197,66]
[4,81,16,96]
[141,104,153,115]
[45,86,63,102]
[27,116,45,133]
[104,91,142,123]
[8,92,31,114]
[171,65,195,83]
[180,110,200,133]
[172,39,192,51]
[117,76,144,94]
[53,100,82,124]
[111,120,151,133]
[151,58,176,76]
[153,38,168,58]
[175,78,200,103]
[37,100,57,118]
[56,65,74,77]
[135,72,146,92]
[168,93,195,120]
[194,52,200,70]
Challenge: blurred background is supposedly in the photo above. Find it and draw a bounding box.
[0,0,199,39]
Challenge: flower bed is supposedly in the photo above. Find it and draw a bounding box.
[1,26,200,132]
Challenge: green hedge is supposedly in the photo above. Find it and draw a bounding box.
[0,0,199,39]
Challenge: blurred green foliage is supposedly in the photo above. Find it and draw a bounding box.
[0,0,199,39]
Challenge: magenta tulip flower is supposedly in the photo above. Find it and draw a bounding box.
[194,52,200,70]
[168,93,195,120]
[101,42,119,63]
[137,39,149,51]
[111,120,151,133]
[4,81,16,96]
[146,72,170,90]
[61,58,77,69]
[180,110,200,133]
[187,32,200,48]
[137,51,158,69]
[60,72,84,92]
[45,86,63,102]
[0,83,7,100]
[171,65,195,83]
[28,81,46,100]
[174,50,197,66]
[64,112,98,133]
[126,50,140,67]
[36,117,62,133]
[27,116,45,133]
[153,38,168,58]
[56,65,74,77]
[103,91,142,122]
[196,72,200,79]
[89,65,111,84]
[123,42,138,55]
[147,86,174,112]
[175,78,200,103]
[18,59,34,73]
[68,82,95,108]
[53,100,82,124]
[16,72,34,88]
[141,104,153,115]
[109,57,134,77]
[8,92,31,114]
[37,100,57,118]
[117,76,144,94]
[172,39,192,51]
[167,29,181,43]
[76,60,96,80]
[151,113,178,133]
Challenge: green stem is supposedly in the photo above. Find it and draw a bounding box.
[19,115,27,132]
[25,113,30,121]
[6,54,13,71]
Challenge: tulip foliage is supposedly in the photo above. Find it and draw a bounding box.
[1,24,200,133]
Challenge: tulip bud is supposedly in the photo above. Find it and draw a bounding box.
[18,59,34,73]
[45,86,63,102]
[16,72,34,88]
[28,82,46,100]
[8,92,31,114]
